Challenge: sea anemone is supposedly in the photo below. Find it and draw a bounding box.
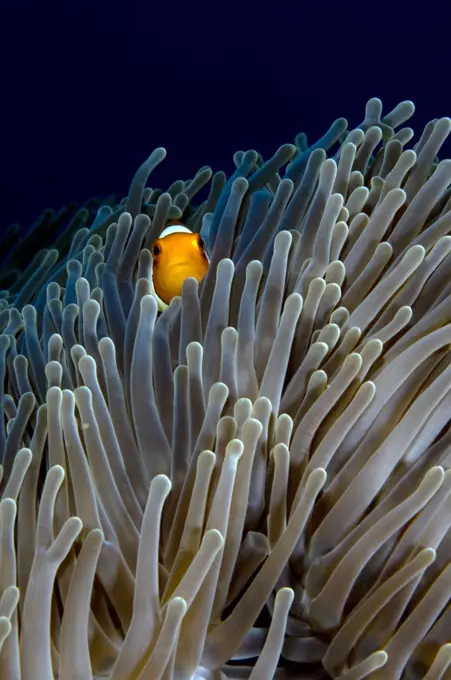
[1,97,451,679]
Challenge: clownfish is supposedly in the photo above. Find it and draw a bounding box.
[149,221,210,311]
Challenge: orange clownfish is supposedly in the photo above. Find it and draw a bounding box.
[149,222,209,311]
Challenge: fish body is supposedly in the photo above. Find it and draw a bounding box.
[150,223,209,311]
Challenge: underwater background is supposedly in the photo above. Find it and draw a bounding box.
[2,0,449,235]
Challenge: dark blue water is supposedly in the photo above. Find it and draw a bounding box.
[2,0,450,232]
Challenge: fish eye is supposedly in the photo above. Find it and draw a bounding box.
[152,244,161,257]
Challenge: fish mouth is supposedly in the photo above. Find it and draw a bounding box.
[170,260,208,276]
[170,260,194,268]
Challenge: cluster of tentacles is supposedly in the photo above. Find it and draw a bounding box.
[1,98,451,679]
